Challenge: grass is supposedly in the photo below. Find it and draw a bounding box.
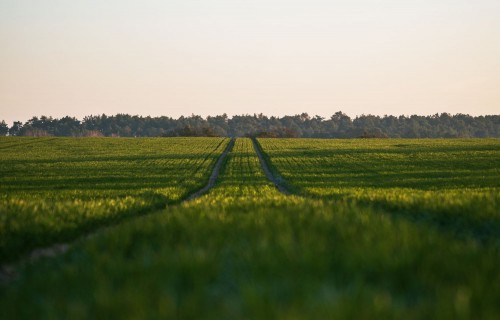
[0,138,499,319]
[0,137,228,263]
[257,138,500,246]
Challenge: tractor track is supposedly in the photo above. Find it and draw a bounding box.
[185,138,234,200]
[251,138,291,195]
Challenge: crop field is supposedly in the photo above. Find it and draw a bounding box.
[1,137,499,319]
[257,138,500,246]
[0,137,229,262]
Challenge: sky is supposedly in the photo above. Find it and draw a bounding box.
[1,0,499,125]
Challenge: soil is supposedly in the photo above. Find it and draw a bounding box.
[186,138,235,200]
[251,138,290,195]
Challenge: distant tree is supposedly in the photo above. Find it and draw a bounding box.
[18,116,54,136]
[54,116,81,136]
[330,111,352,137]
[207,114,229,136]
[4,112,500,138]
[299,113,310,122]
[8,121,23,136]
[0,120,8,136]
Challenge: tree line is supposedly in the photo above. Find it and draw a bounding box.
[1,112,499,138]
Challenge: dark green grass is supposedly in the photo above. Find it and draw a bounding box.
[1,139,499,319]
[257,138,500,246]
[0,137,228,263]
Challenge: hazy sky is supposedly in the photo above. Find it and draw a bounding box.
[1,0,499,124]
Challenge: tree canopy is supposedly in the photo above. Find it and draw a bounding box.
[2,112,499,138]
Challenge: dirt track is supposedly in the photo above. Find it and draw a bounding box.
[186,138,235,200]
[251,138,290,195]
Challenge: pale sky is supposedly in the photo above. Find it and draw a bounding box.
[1,0,499,124]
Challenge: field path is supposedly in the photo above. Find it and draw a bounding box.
[186,138,235,200]
[252,138,291,195]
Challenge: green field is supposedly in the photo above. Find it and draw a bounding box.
[1,137,499,319]
[0,137,229,262]
[257,138,500,246]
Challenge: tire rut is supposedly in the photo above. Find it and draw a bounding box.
[185,138,235,200]
[251,138,291,195]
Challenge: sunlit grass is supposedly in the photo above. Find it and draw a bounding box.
[1,138,499,319]
[0,137,228,262]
